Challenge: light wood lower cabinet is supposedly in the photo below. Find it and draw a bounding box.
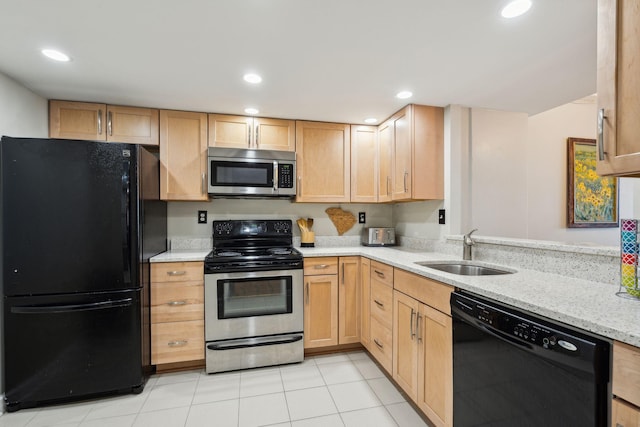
[360,258,371,349]
[303,256,360,349]
[393,270,453,427]
[150,262,204,366]
[612,341,640,426]
[613,398,640,427]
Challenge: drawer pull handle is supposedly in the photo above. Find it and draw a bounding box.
[410,309,416,339]
[374,270,385,278]
[306,282,309,305]
[167,300,187,306]
[374,299,384,308]
[374,339,384,349]
[314,264,329,269]
[167,270,187,276]
[168,340,188,347]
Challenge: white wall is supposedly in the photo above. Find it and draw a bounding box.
[469,108,529,238]
[0,73,48,138]
[527,100,635,246]
[0,72,47,407]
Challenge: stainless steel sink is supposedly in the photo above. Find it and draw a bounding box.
[414,261,515,276]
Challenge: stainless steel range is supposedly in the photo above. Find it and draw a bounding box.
[204,219,304,373]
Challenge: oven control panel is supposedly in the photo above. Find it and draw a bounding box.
[213,220,292,237]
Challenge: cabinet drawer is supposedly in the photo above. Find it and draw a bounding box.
[304,257,338,276]
[613,341,640,408]
[370,261,393,287]
[394,268,453,315]
[612,397,640,427]
[151,320,204,365]
[151,262,203,283]
[370,316,392,373]
[371,279,393,329]
[151,282,204,323]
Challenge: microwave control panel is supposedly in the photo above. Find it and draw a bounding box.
[278,164,294,188]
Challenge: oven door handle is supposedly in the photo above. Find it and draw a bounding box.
[207,334,303,351]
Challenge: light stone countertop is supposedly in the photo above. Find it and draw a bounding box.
[150,246,640,347]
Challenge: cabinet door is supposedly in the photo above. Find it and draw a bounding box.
[377,120,393,203]
[304,274,338,348]
[49,100,106,141]
[351,125,378,203]
[208,114,252,148]
[412,105,444,200]
[613,341,640,408]
[597,0,640,176]
[338,257,360,344]
[255,118,295,151]
[296,121,351,202]
[417,305,453,427]
[106,105,159,146]
[159,110,208,201]
[612,398,640,427]
[360,257,371,349]
[392,107,412,201]
[393,291,420,402]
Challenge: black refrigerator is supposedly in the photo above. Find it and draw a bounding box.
[0,136,167,412]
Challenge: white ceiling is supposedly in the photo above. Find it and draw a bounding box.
[0,0,596,124]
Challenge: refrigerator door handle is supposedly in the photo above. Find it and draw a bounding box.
[122,160,132,285]
[10,298,133,314]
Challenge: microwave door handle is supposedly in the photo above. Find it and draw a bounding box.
[273,161,278,192]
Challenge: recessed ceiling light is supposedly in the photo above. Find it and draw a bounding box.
[243,73,262,84]
[396,91,413,99]
[244,107,259,115]
[41,49,70,62]
[364,118,378,124]
[501,0,532,18]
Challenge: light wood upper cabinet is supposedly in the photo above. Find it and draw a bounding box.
[351,125,378,203]
[159,110,208,201]
[597,0,640,176]
[208,114,295,151]
[49,100,159,146]
[338,257,360,344]
[378,120,393,203]
[380,104,444,201]
[295,121,351,202]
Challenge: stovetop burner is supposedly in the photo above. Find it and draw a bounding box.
[205,219,303,273]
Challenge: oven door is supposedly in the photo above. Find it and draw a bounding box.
[205,269,303,341]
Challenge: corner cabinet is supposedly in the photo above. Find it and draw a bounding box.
[208,114,295,151]
[159,110,208,201]
[295,121,351,202]
[380,104,444,201]
[351,125,378,203]
[49,100,159,146]
[303,256,360,349]
[596,0,640,176]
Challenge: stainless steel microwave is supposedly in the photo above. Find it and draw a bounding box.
[207,147,296,198]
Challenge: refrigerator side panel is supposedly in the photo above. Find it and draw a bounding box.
[1,137,139,296]
[3,290,143,411]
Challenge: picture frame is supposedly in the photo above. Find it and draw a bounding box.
[567,137,618,228]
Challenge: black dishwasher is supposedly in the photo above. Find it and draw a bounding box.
[451,291,610,427]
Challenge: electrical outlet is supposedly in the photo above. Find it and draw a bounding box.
[197,210,207,224]
[358,212,366,223]
[438,209,446,225]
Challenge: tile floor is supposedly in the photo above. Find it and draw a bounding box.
[0,351,430,427]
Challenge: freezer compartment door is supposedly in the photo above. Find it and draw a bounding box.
[1,137,139,296]
[4,290,144,411]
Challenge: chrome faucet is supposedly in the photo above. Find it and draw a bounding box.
[463,229,478,261]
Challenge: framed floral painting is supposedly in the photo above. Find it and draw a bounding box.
[567,137,618,228]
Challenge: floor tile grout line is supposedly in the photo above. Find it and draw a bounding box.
[278,367,293,425]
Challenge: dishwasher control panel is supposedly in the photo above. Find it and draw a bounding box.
[450,292,596,359]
